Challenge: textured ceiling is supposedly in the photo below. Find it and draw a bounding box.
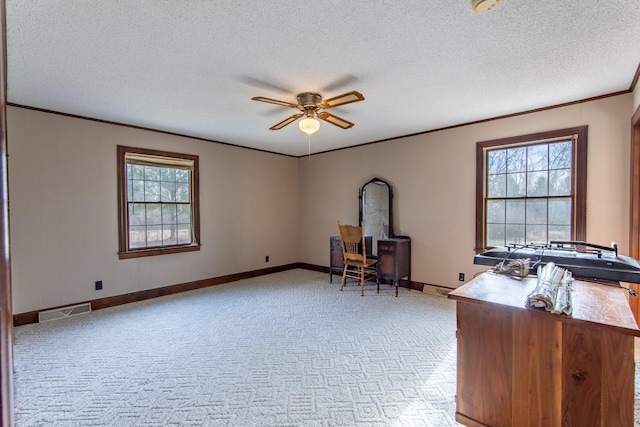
[6,1,640,157]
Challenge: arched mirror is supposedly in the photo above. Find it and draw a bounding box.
[359,177,393,256]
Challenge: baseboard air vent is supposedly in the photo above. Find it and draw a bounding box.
[422,284,451,297]
[38,302,92,322]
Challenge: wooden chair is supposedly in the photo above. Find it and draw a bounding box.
[337,221,377,296]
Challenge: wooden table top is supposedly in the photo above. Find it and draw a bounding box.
[449,271,640,337]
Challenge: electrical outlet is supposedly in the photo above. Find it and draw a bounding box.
[95,280,103,290]
[265,255,269,263]
[458,273,465,282]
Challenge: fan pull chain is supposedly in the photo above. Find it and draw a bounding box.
[308,134,311,160]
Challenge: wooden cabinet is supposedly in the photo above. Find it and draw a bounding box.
[448,272,640,427]
[377,237,411,297]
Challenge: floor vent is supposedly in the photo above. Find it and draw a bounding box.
[38,303,92,323]
[422,284,451,297]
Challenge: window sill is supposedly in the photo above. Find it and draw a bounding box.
[118,244,200,259]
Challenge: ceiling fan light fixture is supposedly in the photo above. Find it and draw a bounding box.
[299,117,320,135]
[472,0,501,13]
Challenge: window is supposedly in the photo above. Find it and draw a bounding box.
[475,126,587,251]
[118,146,200,259]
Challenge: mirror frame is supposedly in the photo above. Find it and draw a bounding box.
[358,177,394,239]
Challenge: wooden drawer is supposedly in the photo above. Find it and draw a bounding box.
[379,243,394,252]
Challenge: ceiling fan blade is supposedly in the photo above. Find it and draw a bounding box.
[316,111,355,129]
[252,96,298,109]
[321,91,364,109]
[270,113,303,130]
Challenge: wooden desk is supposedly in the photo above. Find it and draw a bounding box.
[448,272,640,427]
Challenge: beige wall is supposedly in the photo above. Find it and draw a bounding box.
[298,94,634,289]
[8,107,300,314]
[8,93,636,312]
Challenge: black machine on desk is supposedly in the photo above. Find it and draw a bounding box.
[474,241,640,285]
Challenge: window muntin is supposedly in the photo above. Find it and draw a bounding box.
[475,127,587,251]
[118,146,200,259]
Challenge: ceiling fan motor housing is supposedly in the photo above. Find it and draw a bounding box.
[297,92,322,109]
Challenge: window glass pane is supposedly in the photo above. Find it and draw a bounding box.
[506,147,526,173]
[130,164,144,180]
[160,167,175,182]
[527,171,548,197]
[549,169,571,196]
[129,203,146,226]
[162,225,178,246]
[549,141,572,169]
[488,174,506,198]
[488,150,506,174]
[526,225,547,244]
[177,204,191,223]
[145,166,161,181]
[486,223,505,247]
[177,224,192,244]
[549,198,571,225]
[129,226,146,248]
[131,180,145,202]
[146,204,162,225]
[527,145,548,172]
[487,200,505,223]
[549,225,571,241]
[176,183,190,202]
[144,181,160,202]
[146,225,163,247]
[175,169,189,183]
[506,200,525,224]
[506,224,525,245]
[161,181,176,202]
[162,204,177,225]
[506,172,526,197]
[526,199,547,225]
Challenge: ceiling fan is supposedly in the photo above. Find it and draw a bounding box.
[251,91,365,135]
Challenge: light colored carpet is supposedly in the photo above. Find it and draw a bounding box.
[13,270,458,426]
[11,269,640,426]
